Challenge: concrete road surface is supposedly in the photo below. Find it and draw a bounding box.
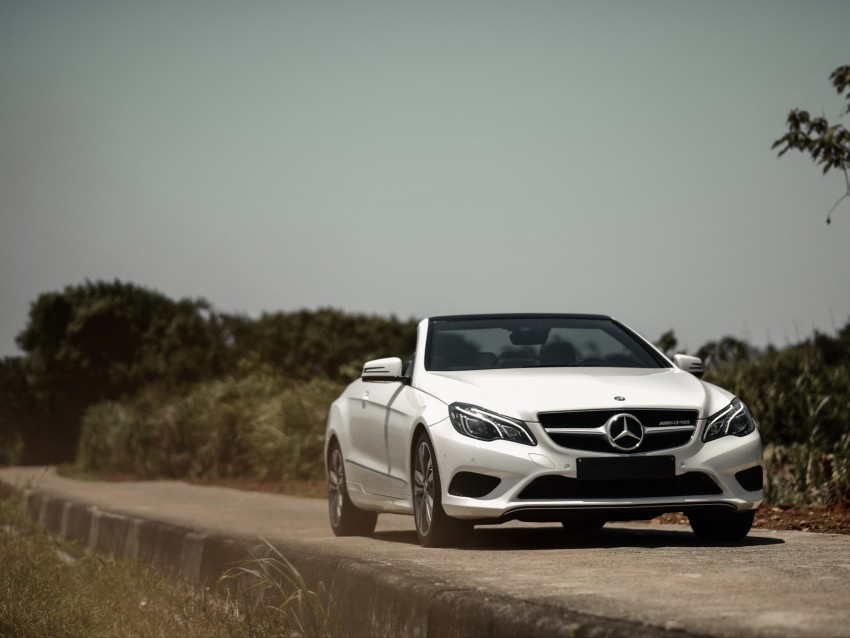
[2,466,849,638]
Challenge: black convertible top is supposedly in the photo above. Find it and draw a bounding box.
[429,313,612,322]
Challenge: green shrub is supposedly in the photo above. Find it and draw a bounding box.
[704,330,850,506]
[0,428,23,466]
[77,371,343,483]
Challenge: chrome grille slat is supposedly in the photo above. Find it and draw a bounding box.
[644,425,695,435]
[538,408,699,454]
[545,427,605,435]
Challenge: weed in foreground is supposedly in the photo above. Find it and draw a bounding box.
[219,537,338,638]
[0,485,284,638]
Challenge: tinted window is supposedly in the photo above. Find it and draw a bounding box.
[427,317,667,371]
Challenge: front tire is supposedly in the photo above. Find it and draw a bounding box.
[327,443,377,536]
[412,433,472,547]
[689,509,755,542]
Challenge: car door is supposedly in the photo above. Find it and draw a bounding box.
[347,379,405,497]
[350,378,425,499]
[384,385,427,498]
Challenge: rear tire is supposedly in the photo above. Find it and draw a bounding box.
[327,443,377,536]
[412,433,472,547]
[689,509,755,542]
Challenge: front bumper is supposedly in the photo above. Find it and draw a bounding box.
[429,417,764,522]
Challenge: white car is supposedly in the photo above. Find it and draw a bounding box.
[325,314,764,547]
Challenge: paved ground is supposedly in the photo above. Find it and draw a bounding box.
[3,466,849,638]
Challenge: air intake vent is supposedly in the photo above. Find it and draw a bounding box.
[735,466,764,492]
[518,472,722,500]
[449,472,501,498]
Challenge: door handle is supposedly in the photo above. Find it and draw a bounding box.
[361,392,369,408]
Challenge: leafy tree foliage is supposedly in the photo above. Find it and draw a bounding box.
[696,335,755,368]
[2,280,417,462]
[11,281,228,462]
[652,330,754,367]
[222,309,416,381]
[17,280,227,394]
[654,329,678,356]
[773,65,850,224]
[0,357,30,464]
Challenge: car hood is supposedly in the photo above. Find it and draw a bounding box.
[417,367,718,422]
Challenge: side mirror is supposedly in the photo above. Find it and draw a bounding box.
[362,357,406,382]
[673,354,704,378]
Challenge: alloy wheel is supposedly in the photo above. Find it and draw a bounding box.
[413,441,434,536]
[328,448,345,528]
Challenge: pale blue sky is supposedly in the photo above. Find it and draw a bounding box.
[2,0,849,357]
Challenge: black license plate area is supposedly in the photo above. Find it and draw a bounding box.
[577,456,675,481]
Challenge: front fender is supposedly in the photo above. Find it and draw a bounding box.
[324,398,348,473]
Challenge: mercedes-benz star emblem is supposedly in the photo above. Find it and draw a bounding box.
[614,396,625,401]
[605,413,644,451]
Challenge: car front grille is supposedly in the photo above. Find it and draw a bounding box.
[538,408,699,454]
[517,472,722,500]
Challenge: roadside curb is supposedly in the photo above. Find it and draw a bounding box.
[17,486,708,638]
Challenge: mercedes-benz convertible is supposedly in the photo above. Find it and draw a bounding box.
[325,314,764,547]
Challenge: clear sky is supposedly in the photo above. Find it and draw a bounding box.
[2,0,849,357]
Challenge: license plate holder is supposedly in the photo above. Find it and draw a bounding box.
[577,456,675,481]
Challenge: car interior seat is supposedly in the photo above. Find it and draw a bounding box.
[539,341,577,366]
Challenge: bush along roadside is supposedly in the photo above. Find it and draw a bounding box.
[704,331,850,506]
[76,369,342,483]
[0,280,417,465]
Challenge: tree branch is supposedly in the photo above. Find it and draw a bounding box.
[826,165,850,225]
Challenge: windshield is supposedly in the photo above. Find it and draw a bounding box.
[426,316,669,371]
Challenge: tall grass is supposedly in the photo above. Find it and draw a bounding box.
[763,440,850,505]
[705,336,850,505]
[77,368,343,483]
[219,538,337,638]
[0,483,283,637]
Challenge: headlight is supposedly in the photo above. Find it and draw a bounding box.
[448,403,537,446]
[702,398,756,442]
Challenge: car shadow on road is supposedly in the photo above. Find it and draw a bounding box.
[371,524,784,550]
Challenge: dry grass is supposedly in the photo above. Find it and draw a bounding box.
[0,483,284,638]
[219,538,337,638]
